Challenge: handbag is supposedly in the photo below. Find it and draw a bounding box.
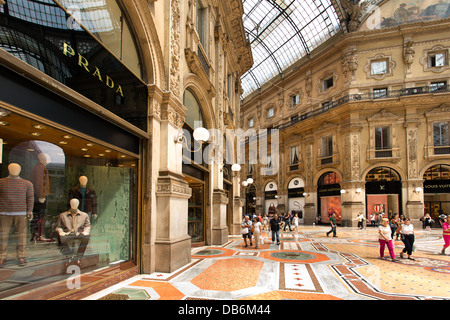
[250,226,255,233]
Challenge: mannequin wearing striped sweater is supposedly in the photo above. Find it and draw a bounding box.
[0,163,34,267]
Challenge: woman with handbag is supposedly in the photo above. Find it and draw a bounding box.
[252,217,262,249]
[396,218,415,260]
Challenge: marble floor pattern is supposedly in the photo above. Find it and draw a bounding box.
[85,226,450,300]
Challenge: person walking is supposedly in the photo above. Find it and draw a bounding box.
[441,215,450,255]
[378,218,398,262]
[390,213,400,240]
[262,214,269,231]
[252,217,262,249]
[241,215,253,247]
[326,212,337,237]
[396,218,415,260]
[423,213,434,231]
[269,213,281,245]
[353,212,365,230]
[293,213,299,232]
[370,212,376,227]
[283,212,292,231]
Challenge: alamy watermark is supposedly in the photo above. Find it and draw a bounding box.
[179,123,280,176]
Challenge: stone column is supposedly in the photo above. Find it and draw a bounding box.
[154,91,192,273]
[404,118,424,228]
[303,137,315,224]
[340,126,364,227]
[141,85,162,274]
[212,189,229,244]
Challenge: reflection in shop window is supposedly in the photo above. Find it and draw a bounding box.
[0,109,137,294]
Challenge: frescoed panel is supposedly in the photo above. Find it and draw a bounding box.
[361,0,450,31]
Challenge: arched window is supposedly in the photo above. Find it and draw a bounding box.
[424,164,450,181]
[318,171,341,186]
[366,167,400,182]
[183,89,205,130]
[59,0,142,78]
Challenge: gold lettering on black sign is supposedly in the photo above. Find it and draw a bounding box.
[63,42,124,98]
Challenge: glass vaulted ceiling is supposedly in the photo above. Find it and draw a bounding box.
[241,0,342,99]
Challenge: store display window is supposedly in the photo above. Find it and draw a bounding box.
[0,108,137,295]
[317,172,342,224]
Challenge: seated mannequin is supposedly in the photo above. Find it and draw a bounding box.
[55,198,91,266]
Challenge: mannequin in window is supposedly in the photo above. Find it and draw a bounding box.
[68,176,97,222]
[30,153,51,242]
[56,198,90,265]
[0,163,34,267]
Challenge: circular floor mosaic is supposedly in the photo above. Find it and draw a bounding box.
[270,251,316,260]
[194,249,225,256]
[258,250,330,263]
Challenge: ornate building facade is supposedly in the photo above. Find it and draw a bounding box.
[240,0,450,229]
[0,0,251,299]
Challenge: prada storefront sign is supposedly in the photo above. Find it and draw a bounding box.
[0,0,148,132]
[424,180,450,194]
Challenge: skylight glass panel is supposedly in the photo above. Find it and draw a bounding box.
[241,0,341,99]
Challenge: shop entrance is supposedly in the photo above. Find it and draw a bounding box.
[288,177,305,224]
[365,167,402,220]
[183,174,206,246]
[317,172,342,224]
[423,164,450,225]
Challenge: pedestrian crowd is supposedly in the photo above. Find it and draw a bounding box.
[240,210,450,262]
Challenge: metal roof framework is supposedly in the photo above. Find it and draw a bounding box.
[241,0,342,99]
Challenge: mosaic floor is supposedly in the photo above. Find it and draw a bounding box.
[85,226,450,301]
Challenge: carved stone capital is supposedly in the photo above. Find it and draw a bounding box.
[157,175,192,199]
[213,189,229,205]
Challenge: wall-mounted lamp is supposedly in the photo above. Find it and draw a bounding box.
[223,163,241,176]
[231,164,241,172]
[414,187,423,193]
[340,189,346,194]
[174,126,210,152]
[303,192,309,197]
[356,188,362,194]
[242,177,254,187]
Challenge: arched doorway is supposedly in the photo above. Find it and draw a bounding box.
[423,164,450,223]
[317,172,342,224]
[182,89,209,246]
[287,177,305,224]
[265,181,278,217]
[245,185,256,217]
[365,166,402,220]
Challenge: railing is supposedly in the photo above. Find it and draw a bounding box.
[375,150,393,158]
[197,45,210,76]
[242,84,450,146]
[273,84,450,132]
[434,146,450,155]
